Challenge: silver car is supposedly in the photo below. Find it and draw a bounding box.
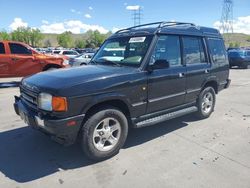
[69,53,94,66]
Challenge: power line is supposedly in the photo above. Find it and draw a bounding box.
[131,7,143,26]
[220,0,234,34]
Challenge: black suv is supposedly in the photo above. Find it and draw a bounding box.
[14,22,230,161]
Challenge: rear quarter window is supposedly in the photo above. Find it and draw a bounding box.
[208,38,227,63]
[0,43,5,54]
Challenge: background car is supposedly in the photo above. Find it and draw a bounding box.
[0,41,68,77]
[69,53,94,66]
[228,49,250,69]
[52,50,79,58]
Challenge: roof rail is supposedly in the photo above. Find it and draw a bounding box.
[115,21,196,34]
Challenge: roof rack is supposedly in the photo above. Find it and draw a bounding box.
[115,21,196,34]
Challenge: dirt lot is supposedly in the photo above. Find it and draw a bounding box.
[0,69,250,188]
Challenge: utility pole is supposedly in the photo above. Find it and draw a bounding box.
[133,7,142,26]
[220,0,234,46]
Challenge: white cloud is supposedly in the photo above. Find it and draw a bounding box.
[41,23,65,33]
[9,18,28,30]
[42,20,49,24]
[89,6,93,10]
[126,5,140,10]
[40,20,108,34]
[213,15,250,34]
[85,14,92,19]
[71,9,82,15]
[112,27,124,33]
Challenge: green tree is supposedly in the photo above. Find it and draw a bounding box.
[0,31,10,40]
[247,36,250,42]
[85,30,107,48]
[11,27,44,47]
[75,39,86,48]
[229,42,241,48]
[30,28,44,47]
[44,39,52,47]
[57,31,73,48]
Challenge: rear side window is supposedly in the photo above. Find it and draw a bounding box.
[0,43,5,54]
[208,38,227,63]
[183,37,206,65]
[9,43,32,55]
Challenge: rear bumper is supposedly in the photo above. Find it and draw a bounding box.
[218,79,231,92]
[14,96,85,146]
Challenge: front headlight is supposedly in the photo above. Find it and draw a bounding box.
[63,59,69,65]
[38,93,52,111]
[38,93,68,112]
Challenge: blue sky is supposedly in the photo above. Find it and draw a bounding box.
[1,0,250,34]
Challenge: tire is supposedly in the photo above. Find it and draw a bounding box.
[242,62,249,69]
[196,87,216,119]
[81,106,128,161]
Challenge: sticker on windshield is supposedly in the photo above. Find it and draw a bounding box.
[129,37,146,43]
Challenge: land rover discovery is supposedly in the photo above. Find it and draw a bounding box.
[14,22,230,161]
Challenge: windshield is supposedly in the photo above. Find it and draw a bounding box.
[92,35,153,67]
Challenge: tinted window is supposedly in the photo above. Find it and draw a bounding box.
[63,51,78,55]
[53,51,60,54]
[246,51,250,57]
[208,38,227,63]
[183,37,206,64]
[152,35,181,67]
[9,43,32,55]
[0,43,5,54]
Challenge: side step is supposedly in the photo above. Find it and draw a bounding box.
[135,106,198,128]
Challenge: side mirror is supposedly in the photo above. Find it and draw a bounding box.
[148,59,169,71]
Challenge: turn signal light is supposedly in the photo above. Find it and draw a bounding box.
[52,97,68,112]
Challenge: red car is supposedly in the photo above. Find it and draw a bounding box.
[0,41,68,78]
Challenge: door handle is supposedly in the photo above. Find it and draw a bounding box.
[205,69,210,74]
[11,58,19,61]
[179,73,185,78]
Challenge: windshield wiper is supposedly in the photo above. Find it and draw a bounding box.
[102,60,122,67]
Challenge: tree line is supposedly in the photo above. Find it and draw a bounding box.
[0,27,112,48]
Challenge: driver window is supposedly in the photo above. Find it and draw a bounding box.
[9,43,32,55]
[151,35,181,67]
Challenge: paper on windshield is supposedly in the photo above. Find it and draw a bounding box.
[129,37,146,43]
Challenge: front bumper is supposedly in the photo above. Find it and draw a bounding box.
[14,96,85,146]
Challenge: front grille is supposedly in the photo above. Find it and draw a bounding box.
[20,85,38,108]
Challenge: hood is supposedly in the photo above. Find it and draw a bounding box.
[23,65,138,95]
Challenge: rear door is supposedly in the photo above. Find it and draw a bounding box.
[207,38,229,86]
[9,42,41,77]
[147,35,187,114]
[0,42,12,77]
[183,36,211,103]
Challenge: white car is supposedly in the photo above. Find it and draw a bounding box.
[52,50,79,58]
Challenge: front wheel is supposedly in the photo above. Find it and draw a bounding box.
[81,107,128,161]
[196,87,216,119]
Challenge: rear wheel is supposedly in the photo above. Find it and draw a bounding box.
[81,107,128,161]
[196,87,216,119]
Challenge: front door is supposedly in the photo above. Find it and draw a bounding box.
[147,35,186,114]
[9,42,41,77]
[0,42,12,77]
